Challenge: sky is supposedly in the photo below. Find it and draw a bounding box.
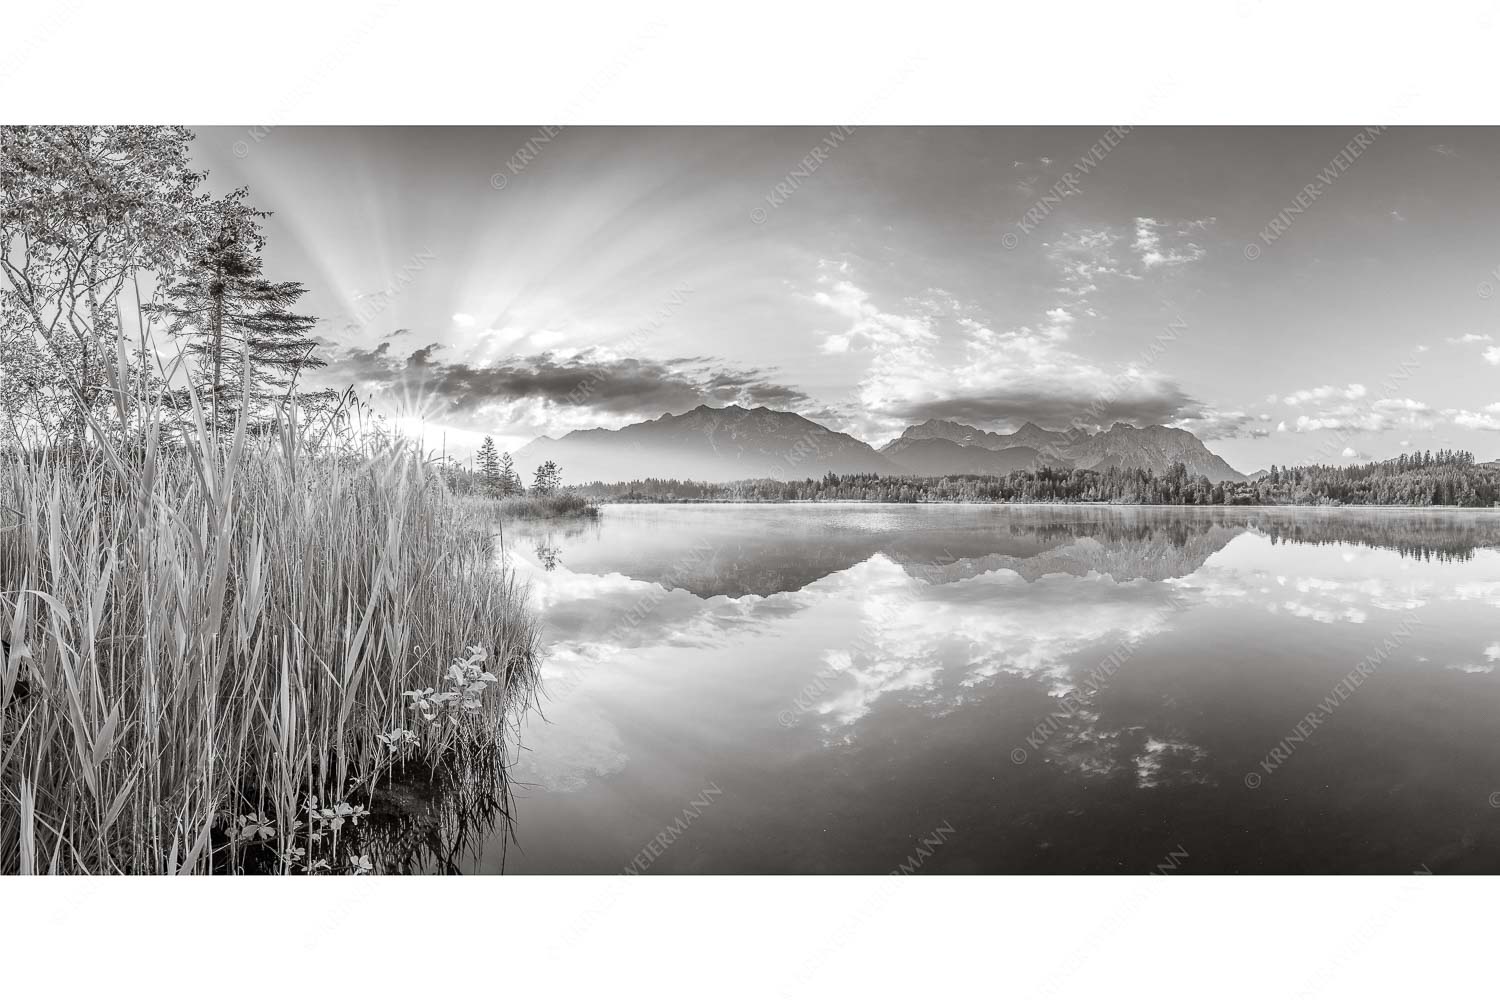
[191,126,1500,472]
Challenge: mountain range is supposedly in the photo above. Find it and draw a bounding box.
[514,404,1249,485]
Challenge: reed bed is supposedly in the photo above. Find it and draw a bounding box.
[486,492,600,519]
[0,408,540,874]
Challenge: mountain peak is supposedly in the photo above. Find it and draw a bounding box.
[516,403,895,483]
[518,405,1246,485]
[905,417,958,434]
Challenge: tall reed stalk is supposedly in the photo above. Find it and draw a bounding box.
[0,383,539,874]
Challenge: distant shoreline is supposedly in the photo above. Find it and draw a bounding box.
[587,497,1500,512]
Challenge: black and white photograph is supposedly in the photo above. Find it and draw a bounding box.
[2,3,1497,996]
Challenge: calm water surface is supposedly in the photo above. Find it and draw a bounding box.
[475,504,1500,874]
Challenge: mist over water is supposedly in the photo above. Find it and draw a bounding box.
[477,504,1500,873]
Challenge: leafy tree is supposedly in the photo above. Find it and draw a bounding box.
[532,460,561,495]
[0,126,204,442]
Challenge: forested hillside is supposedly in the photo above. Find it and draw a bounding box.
[578,450,1500,507]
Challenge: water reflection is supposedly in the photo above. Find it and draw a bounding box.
[527,505,1500,597]
[533,540,562,571]
[510,518,599,574]
[358,751,514,874]
[422,504,1500,873]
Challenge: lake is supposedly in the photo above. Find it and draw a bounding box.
[474,503,1500,874]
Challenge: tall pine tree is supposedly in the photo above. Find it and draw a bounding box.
[476,437,501,496]
[151,190,324,431]
[498,451,522,496]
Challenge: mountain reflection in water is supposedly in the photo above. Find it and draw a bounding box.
[439,504,1500,874]
[515,504,1500,597]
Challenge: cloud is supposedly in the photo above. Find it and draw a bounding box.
[452,313,476,328]
[1046,226,1131,297]
[1289,397,1437,434]
[814,259,1207,435]
[1447,403,1500,431]
[1170,408,1273,440]
[1282,383,1366,406]
[1042,219,1212,304]
[319,341,810,429]
[813,279,937,356]
[894,378,1196,430]
[1446,335,1500,364]
[1132,217,1212,269]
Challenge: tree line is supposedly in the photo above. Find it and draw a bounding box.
[440,436,564,498]
[577,450,1500,507]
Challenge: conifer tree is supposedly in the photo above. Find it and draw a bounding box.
[151,190,323,430]
[498,451,522,496]
[476,437,501,495]
[532,460,561,495]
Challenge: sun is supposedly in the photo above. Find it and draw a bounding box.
[373,379,456,455]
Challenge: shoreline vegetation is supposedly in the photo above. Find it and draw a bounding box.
[0,410,542,875]
[589,497,1500,511]
[0,127,540,874]
[442,438,600,519]
[576,452,1500,508]
[485,493,600,519]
